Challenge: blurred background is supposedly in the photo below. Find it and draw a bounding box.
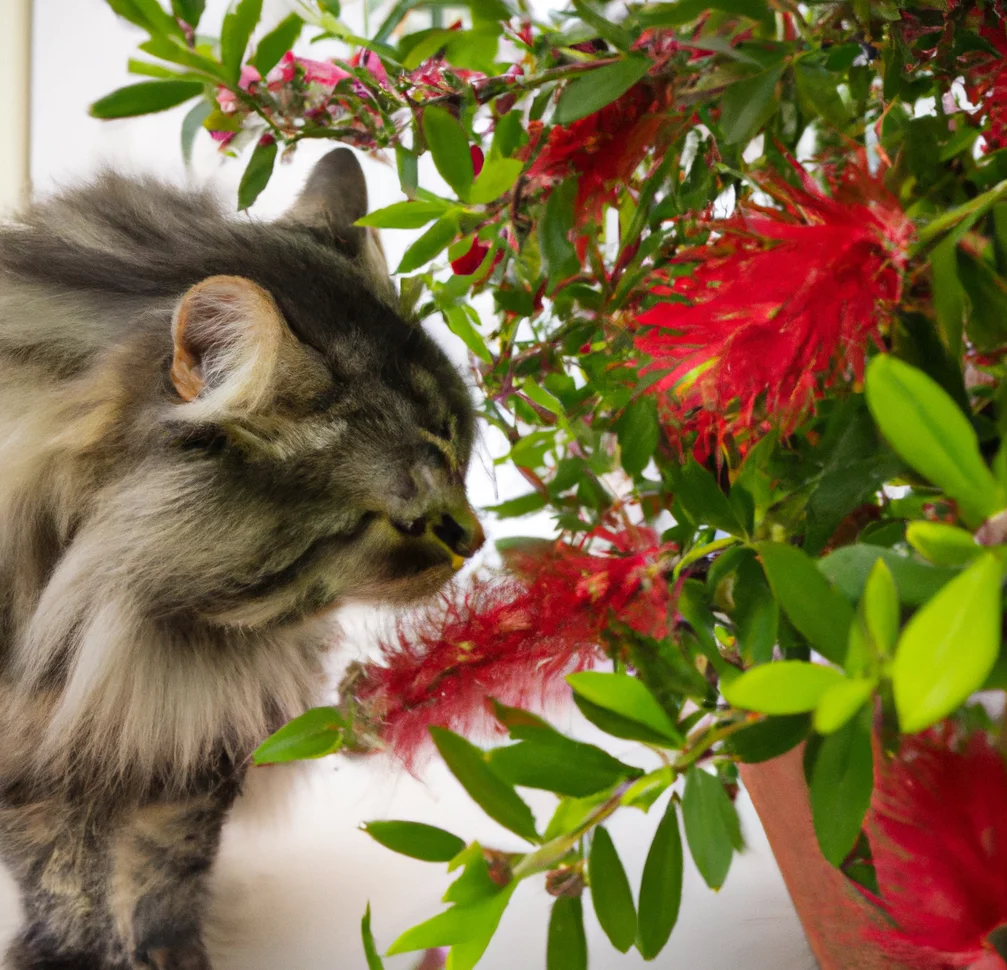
[0,1,814,966]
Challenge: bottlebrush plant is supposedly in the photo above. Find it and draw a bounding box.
[95,0,1007,967]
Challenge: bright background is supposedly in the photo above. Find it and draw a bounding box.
[0,1,816,967]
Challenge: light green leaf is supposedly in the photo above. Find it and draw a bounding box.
[862,558,899,660]
[251,13,303,75]
[252,706,344,764]
[444,306,492,363]
[396,215,459,274]
[387,884,516,954]
[554,56,651,125]
[813,678,877,734]
[90,79,204,119]
[865,356,1005,526]
[221,0,263,84]
[906,521,981,567]
[356,199,452,229]
[468,157,524,205]
[722,661,846,715]
[893,553,1005,733]
[589,827,636,953]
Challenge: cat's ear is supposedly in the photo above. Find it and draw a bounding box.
[170,275,292,410]
[282,148,393,296]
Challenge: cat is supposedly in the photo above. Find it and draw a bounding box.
[0,147,483,970]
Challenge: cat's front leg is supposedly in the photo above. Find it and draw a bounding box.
[109,789,234,970]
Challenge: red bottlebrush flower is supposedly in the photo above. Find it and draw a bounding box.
[633,158,913,459]
[451,148,506,278]
[865,726,1007,970]
[350,529,674,763]
[970,25,1007,152]
[526,83,674,224]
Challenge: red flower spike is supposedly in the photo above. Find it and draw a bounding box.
[866,726,1007,970]
[526,83,674,225]
[351,530,674,764]
[633,158,913,459]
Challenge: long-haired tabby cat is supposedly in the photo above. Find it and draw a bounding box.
[0,147,483,970]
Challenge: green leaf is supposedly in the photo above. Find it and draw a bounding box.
[572,696,678,746]
[444,306,493,363]
[128,58,185,79]
[362,821,466,863]
[813,678,876,734]
[719,64,784,145]
[554,56,651,125]
[566,672,682,746]
[237,137,277,211]
[180,99,212,166]
[108,0,185,37]
[251,13,303,75]
[727,714,810,763]
[906,521,981,567]
[861,558,899,660]
[486,492,547,517]
[489,735,642,797]
[172,0,206,27]
[396,214,460,273]
[138,36,229,82]
[865,356,1005,526]
[361,904,385,970]
[356,200,451,229]
[468,157,524,206]
[893,553,1005,733]
[90,79,204,119]
[252,706,344,764]
[819,545,961,607]
[442,843,502,905]
[635,0,772,27]
[756,543,854,665]
[670,459,747,536]
[387,884,516,954]
[589,827,636,953]
[423,106,474,200]
[616,397,660,477]
[547,896,587,970]
[807,709,873,866]
[794,59,851,128]
[682,768,743,890]
[722,661,846,715]
[539,179,580,287]
[221,0,263,84]
[733,555,778,665]
[957,249,1007,353]
[523,379,566,420]
[636,797,683,959]
[429,727,539,842]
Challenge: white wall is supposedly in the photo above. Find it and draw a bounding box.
[12,2,816,968]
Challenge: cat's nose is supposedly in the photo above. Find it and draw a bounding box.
[433,505,485,559]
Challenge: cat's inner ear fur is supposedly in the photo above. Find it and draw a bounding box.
[282,147,394,300]
[171,274,296,412]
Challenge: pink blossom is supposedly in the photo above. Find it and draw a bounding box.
[266,51,350,90]
[216,64,261,113]
[351,49,389,87]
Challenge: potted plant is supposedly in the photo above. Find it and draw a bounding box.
[93,0,1007,966]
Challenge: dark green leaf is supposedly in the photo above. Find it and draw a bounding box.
[363,821,466,863]
[669,459,747,536]
[539,179,580,287]
[572,0,634,49]
[756,542,853,665]
[361,904,385,970]
[138,37,229,82]
[682,767,743,890]
[719,64,784,145]
[396,214,459,273]
[819,544,961,607]
[252,706,344,764]
[794,59,851,127]
[722,661,845,715]
[893,553,1005,733]
[566,672,682,746]
[180,99,212,166]
[221,0,263,84]
[548,896,587,970]
[807,709,873,866]
[554,56,651,125]
[616,397,660,476]
[486,492,547,517]
[635,0,772,27]
[733,555,778,665]
[589,827,636,953]
[958,248,1007,353]
[429,727,539,842]
[237,137,277,211]
[172,0,206,28]
[865,355,1005,527]
[423,106,474,200]
[572,695,680,746]
[251,13,303,75]
[727,714,810,763]
[489,735,642,797]
[90,79,204,119]
[636,797,683,959]
[108,0,185,37]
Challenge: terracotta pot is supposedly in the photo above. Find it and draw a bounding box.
[740,744,915,970]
